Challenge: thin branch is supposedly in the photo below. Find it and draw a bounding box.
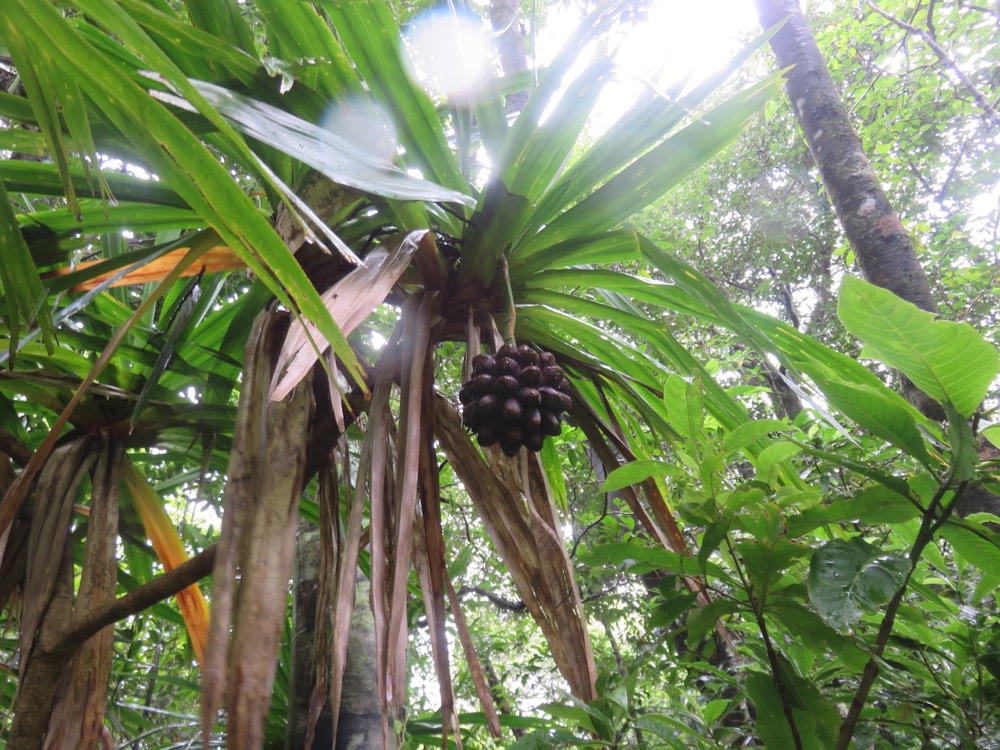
[457,585,526,612]
[54,545,217,658]
[867,0,1000,126]
[726,537,804,750]
[569,492,610,558]
[835,480,970,749]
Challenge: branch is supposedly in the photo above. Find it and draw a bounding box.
[457,585,526,612]
[54,544,217,658]
[835,480,969,749]
[867,1,1000,126]
[0,428,32,467]
[727,537,804,750]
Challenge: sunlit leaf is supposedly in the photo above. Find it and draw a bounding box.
[160,80,474,206]
[838,275,1000,417]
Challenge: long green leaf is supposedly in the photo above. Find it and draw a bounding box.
[0,180,53,358]
[514,75,783,261]
[169,80,473,206]
[3,0,366,388]
[0,161,186,206]
[319,0,467,195]
[838,275,1000,417]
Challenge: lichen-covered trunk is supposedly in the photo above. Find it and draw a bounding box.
[753,0,939,319]
[490,0,528,113]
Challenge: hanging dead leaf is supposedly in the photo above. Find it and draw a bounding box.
[270,231,437,402]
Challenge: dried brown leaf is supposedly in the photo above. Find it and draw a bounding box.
[444,572,502,738]
[324,444,367,745]
[434,395,597,701]
[270,230,434,402]
[21,438,99,672]
[386,293,435,709]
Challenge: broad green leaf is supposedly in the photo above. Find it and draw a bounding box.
[753,441,802,486]
[808,537,909,633]
[984,424,1000,450]
[746,668,838,750]
[698,519,731,574]
[944,402,978,481]
[806,362,932,466]
[580,541,729,581]
[787,485,921,536]
[838,275,1000,417]
[686,597,742,644]
[600,459,683,493]
[632,713,708,743]
[649,591,698,629]
[721,419,793,456]
[938,522,1000,598]
[735,539,809,591]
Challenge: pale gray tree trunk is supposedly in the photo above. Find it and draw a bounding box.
[490,0,529,113]
[286,524,389,750]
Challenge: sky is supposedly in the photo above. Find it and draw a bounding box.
[403,0,763,127]
[538,0,761,89]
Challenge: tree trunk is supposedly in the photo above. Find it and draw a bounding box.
[753,0,999,519]
[753,0,937,311]
[490,0,529,113]
[286,526,389,750]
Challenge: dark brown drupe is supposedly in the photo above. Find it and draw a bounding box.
[460,344,573,456]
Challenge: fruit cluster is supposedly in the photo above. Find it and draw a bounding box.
[459,343,573,457]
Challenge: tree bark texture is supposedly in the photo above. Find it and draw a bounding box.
[286,537,387,750]
[287,521,324,749]
[335,579,386,750]
[754,0,939,318]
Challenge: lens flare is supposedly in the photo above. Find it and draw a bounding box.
[320,98,398,164]
[403,8,492,101]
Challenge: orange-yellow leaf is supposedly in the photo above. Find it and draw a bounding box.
[44,246,245,291]
[122,459,210,665]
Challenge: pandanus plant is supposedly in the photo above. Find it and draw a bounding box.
[0,0,786,746]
